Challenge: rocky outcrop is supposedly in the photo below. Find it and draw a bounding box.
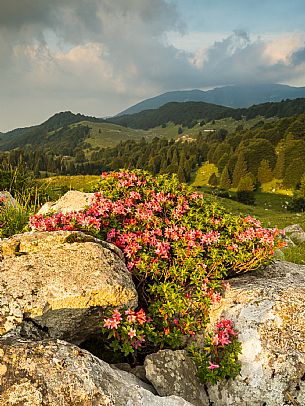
[0,337,192,406]
[0,230,137,343]
[38,190,95,215]
[206,260,305,406]
[145,349,209,406]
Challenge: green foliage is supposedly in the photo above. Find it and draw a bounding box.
[257,160,273,185]
[0,205,29,237]
[31,170,283,383]
[220,166,231,190]
[287,174,305,212]
[188,333,242,384]
[236,174,256,205]
[232,153,248,188]
[0,164,48,211]
[208,172,218,187]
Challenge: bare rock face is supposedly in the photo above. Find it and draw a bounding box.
[0,231,137,343]
[38,190,95,215]
[145,349,209,406]
[206,260,305,406]
[0,337,192,406]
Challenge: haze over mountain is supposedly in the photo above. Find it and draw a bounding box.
[118,84,305,116]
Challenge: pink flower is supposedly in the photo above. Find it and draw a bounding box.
[128,328,137,338]
[136,309,147,325]
[208,362,220,369]
[103,317,120,329]
[125,309,137,323]
[112,310,122,321]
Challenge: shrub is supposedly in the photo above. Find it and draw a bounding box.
[0,164,49,211]
[0,204,29,237]
[29,170,283,383]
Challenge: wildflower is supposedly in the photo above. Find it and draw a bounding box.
[128,328,137,338]
[125,309,137,323]
[103,317,120,329]
[208,361,220,369]
[136,309,147,325]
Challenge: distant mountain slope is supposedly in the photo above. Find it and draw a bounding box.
[0,112,106,151]
[118,84,305,115]
[109,98,305,130]
[110,101,237,129]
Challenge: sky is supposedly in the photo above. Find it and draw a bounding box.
[1,0,305,132]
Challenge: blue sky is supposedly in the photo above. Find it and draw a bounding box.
[0,0,305,131]
[176,0,305,33]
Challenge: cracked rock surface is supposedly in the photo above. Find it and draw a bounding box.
[0,337,192,406]
[0,231,137,343]
[206,260,305,406]
[145,349,209,406]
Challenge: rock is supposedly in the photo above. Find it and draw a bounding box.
[38,190,95,215]
[112,363,151,385]
[0,191,18,209]
[145,349,209,406]
[206,260,305,406]
[0,337,192,406]
[290,231,305,245]
[0,230,137,343]
[284,224,304,234]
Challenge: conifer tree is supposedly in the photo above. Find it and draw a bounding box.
[220,166,231,190]
[236,173,255,205]
[177,167,187,183]
[232,152,248,188]
[257,159,273,184]
[274,149,285,179]
[208,172,218,187]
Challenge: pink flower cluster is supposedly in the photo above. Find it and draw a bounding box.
[212,319,237,346]
[103,308,149,349]
[236,226,283,246]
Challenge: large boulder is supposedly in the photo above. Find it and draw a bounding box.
[0,231,137,343]
[206,260,305,406]
[38,190,95,215]
[145,349,209,406]
[0,337,192,406]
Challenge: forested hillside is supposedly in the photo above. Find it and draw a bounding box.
[109,98,305,129]
[1,99,305,190]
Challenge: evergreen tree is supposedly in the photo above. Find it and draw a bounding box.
[232,153,248,188]
[220,166,231,190]
[177,166,186,183]
[274,148,285,179]
[236,173,255,205]
[257,159,273,184]
[208,172,218,187]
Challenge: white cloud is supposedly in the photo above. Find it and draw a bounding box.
[1,0,305,131]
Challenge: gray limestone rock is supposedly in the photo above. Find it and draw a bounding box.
[0,337,192,406]
[0,230,137,343]
[145,349,209,406]
[206,260,305,406]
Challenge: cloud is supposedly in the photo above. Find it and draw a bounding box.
[0,0,305,131]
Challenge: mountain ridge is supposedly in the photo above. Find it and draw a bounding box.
[118,84,305,116]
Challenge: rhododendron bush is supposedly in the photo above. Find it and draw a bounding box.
[30,170,284,383]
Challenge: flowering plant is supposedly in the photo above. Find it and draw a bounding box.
[30,170,284,383]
